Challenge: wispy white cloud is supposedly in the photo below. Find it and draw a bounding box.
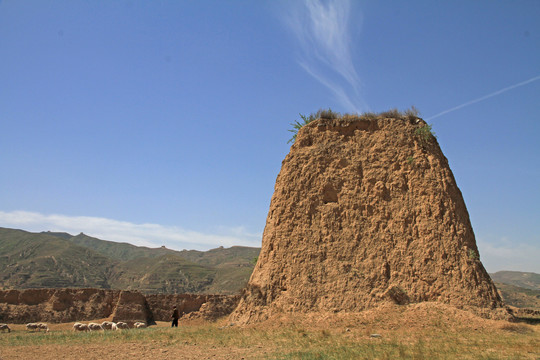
[426,75,540,121]
[477,238,540,274]
[286,0,366,112]
[0,210,262,251]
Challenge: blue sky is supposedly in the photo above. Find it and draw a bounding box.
[1,0,538,273]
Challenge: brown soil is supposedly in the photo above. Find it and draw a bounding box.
[0,340,261,360]
[232,115,503,324]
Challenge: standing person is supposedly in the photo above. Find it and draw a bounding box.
[171,306,179,327]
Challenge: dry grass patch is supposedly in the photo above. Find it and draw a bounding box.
[1,305,539,359]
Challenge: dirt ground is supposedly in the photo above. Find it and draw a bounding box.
[0,342,258,360]
[0,342,266,360]
[0,320,268,360]
[1,304,539,359]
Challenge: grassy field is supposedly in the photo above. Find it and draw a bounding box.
[1,307,539,360]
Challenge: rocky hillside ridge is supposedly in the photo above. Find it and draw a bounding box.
[490,271,540,291]
[490,271,540,310]
[231,113,503,324]
[0,288,239,324]
[0,227,259,294]
[494,282,540,310]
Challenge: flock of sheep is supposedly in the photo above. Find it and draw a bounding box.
[0,323,49,332]
[73,321,147,331]
[26,322,50,332]
[0,321,148,333]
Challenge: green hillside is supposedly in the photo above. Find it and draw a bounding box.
[61,232,178,261]
[490,271,540,291]
[0,228,113,289]
[489,270,540,309]
[1,227,260,294]
[494,282,540,309]
[178,246,260,267]
[109,254,216,294]
[178,246,259,294]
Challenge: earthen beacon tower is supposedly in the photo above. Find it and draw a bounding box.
[231,113,502,324]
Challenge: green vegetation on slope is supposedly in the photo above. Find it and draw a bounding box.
[178,246,260,294]
[109,254,216,294]
[63,232,177,262]
[491,270,540,291]
[0,227,260,294]
[495,282,540,309]
[489,271,540,309]
[178,246,260,267]
[0,228,113,289]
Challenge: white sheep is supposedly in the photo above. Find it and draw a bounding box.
[73,323,89,332]
[0,324,11,333]
[134,322,147,328]
[37,323,49,332]
[88,322,104,331]
[115,322,129,330]
[26,323,39,331]
[101,321,116,330]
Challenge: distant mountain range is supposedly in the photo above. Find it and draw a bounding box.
[490,271,540,291]
[0,227,259,294]
[1,227,539,308]
[489,270,540,309]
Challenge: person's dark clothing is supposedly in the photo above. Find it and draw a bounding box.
[171,308,179,327]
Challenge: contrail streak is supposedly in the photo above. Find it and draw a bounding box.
[286,0,367,112]
[426,75,540,121]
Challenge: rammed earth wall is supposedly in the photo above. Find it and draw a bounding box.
[0,288,238,324]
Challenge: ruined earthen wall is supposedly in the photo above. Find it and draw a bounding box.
[146,294,240,321]
[0,288,236,324]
